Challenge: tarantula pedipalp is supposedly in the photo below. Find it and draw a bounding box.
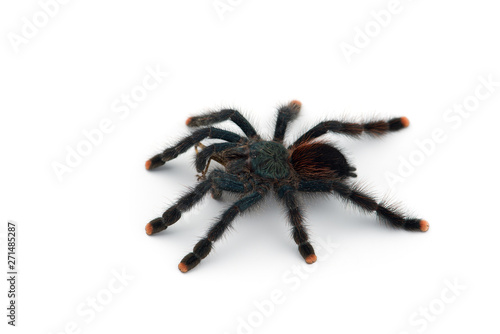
[145,101,429,273]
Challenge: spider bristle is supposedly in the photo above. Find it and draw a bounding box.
[342,182,378,213]
[376,199,407,229]
[363,120,389,136]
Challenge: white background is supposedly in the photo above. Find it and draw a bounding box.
[1,1,499,333]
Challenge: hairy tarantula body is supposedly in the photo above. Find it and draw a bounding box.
[145,101,429,273]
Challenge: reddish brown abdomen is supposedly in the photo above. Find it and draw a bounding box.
[290,142,352,179]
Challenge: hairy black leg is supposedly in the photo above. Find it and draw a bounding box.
[145,170,246,235]
[178,186,268,273]
[186,109,259,138]
[146,127,243,170]
[195,142,238,173]
[298,180,429,232]
[211,187,223,200]
[291,117,410,148]
[273,100,302,143]
[277,185,317,264]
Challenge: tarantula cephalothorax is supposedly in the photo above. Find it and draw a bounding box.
[145,101,429,273]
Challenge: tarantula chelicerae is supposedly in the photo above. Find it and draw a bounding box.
[145,101,429,273]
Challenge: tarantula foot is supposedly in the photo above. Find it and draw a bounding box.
[387,117,411,131]
[419,220,430,232]
[145,154,165,170]
[299,243,317,264]
[289,100,302,109]
[400,117,410,128]
[178,253,201,273]
[403,219,429,232]
[305,254,317,264]
[145,217,167,235]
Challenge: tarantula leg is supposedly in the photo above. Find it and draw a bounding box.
[298,180,429,232]
[145,127,243,170]
[291,117,410,148]
[196,143,238,180]
[186,108,259,138]
[273,100,302,143]
[145,170,246,235]
[178,187,268,273]
[195,142,238,172]
[277,185,317,264]
[145,180,211,235]
[211,187,222,200]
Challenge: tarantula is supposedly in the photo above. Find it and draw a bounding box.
[145,101,429,273]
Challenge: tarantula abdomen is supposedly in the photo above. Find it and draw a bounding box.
[290,141,357,180]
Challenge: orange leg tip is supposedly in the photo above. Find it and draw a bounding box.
[145,160,152,170]
[178,262,189,273]
[145,223,153,235]
[185,117,193,126]
[400,117,410,128]
[290,100,302,108]
[305,254,317,264]
[420,220,429,232]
